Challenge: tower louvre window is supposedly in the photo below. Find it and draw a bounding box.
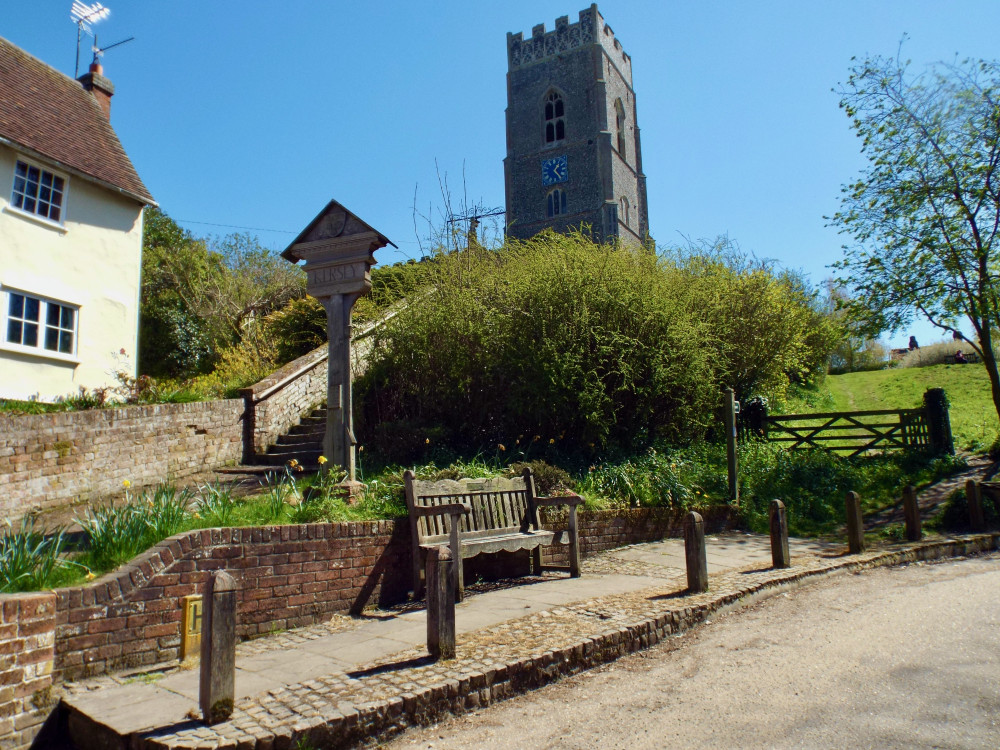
[546,188,567,217]
[620,196,630,227]
[544,91,565,144]
[615,98,626,156]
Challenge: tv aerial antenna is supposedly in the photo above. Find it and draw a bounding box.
[70,1,110,77]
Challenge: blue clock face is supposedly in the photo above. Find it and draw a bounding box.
[541,156,568,186]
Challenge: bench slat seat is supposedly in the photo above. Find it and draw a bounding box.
[420,529,555,557]
[405,469,581,600]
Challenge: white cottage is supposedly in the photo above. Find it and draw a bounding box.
[0,37,155,401]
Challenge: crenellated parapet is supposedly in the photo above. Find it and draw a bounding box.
[507,4,633,82]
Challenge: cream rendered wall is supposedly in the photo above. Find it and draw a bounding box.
[0,144,144,401]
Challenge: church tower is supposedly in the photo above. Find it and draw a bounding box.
[504,4,648,246]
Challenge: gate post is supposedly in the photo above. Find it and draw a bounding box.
[724,388,739,504]
[923,388,954,456]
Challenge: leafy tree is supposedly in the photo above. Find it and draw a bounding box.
[832,53,1000,419]
[139,210,306,378]
[140,208,216,375]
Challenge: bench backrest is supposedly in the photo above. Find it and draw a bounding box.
[405,472,537,545]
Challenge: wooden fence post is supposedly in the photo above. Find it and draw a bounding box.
[769,499,790,568]
[923,388,954,455]
[426,546,456,660]
[966,479,986,532]
[902,485,922,541]
[684,511,708,593]
[845,491,865,554]
[200,571,237,725]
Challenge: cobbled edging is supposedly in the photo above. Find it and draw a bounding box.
[118,532,999,750]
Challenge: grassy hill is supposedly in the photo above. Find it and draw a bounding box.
[785,363,999,453]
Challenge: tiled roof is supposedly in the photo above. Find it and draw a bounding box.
[0,36,154,205]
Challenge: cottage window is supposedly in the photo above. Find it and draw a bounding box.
[547,188,567,217]
[5,291,76,355]
[11,160,66,223]
[544,91,566,144]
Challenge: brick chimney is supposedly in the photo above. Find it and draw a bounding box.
[77,60,114,118]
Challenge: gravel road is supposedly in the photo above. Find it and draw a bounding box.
[382,553,1000,749]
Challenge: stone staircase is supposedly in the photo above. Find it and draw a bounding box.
[257,406,326,467]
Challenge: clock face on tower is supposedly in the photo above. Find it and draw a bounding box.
[541,155,568,185]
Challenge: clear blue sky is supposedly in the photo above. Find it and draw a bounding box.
[6,1,1000,349]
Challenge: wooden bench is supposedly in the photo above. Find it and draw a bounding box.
[404,468,582,600]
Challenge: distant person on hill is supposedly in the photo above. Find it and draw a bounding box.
[954,350,968,364]
[908,335,919,350]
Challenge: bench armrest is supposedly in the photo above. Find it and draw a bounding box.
[534,494,584,508]
[412,502,471,517]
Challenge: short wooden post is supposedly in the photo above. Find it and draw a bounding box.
[426,546,456,660]
[923,388,954,456]
[769,499,790,568]
[902,485,922,541]
[567,505,581,577]
[724,388,739,504]
[845,491,865,554]
[966,479,986,532]
[684,511,708,593]
[200,571,237,725]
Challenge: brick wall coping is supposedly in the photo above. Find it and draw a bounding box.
[0,399,236,430]
[239,345,328,403]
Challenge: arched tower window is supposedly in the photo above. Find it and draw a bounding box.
[620,196,630,227]
[615,98,627,155]
[544,91,566,144]
[547,188,567,217]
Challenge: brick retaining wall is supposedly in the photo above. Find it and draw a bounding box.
[0,592,57,749]
[240,346,329,459]
[0,401,244,518]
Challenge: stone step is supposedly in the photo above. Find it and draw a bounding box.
[276,432,324,445]
[260,448,323,466]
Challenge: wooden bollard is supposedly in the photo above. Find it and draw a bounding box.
[845,491,865,554]
[684,511,708,593]
[426,546,456,659]
[966,479,986,532]
[769,499,790,569]
[200,570,237,724]
[902,485,922,541]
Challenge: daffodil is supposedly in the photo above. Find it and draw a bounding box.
[122,479,131,489]
[85,572,96,581]
[498,444,506,451]
[318,456,328,465]
[425,438,430,444]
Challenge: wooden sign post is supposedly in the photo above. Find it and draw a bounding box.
[282,201,395,489]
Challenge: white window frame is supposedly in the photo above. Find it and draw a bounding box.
[1,287,80,363]
[5,158,69,230]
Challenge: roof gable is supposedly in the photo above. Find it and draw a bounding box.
[282,200,396,261]
[0,36,154,205]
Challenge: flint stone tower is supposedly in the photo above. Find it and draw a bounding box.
[504,4,648,246]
